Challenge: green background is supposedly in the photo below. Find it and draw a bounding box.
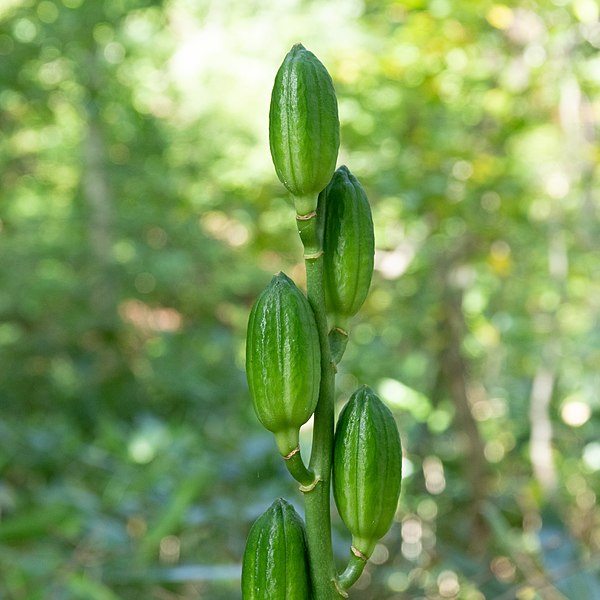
[1,0,599,598]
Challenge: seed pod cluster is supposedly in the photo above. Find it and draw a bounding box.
[245,272,320,456]
[243,43,404,598]
[333,386,402,560]
[269,43,340,214]
[242,498,311,599]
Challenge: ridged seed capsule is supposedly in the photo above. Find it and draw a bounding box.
[269,44,340,215]
[333,385,402,560]
[246,272,320,456]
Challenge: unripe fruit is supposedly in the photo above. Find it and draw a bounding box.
[269,43,340,214]
[246,272,320,456]
[333,386,402,559]
[322,166,374,318]
[242,498,311,599]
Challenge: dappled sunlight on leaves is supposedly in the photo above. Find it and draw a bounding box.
[119,299,183,334]
[0,0,599,597]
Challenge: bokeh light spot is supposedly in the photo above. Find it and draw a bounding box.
[13,18,37,42]
[160,535,181,563]
[387,571,409,592]
[561,398,591,427]
[491,556,516,582]
[438,570,460,597]
[423,456,446,495]
[37,1,59,23]
[583,443,600,471]
[487,5,513,30]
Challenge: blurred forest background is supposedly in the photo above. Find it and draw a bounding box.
[1,0,599,598]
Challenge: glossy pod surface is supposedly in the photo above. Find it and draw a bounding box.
[242,498,311,599]
[333,386,402,559]
[269,44,339,212]
[246,272,320,455]
[322,166,374,318]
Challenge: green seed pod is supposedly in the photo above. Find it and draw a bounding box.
[322,165,374,318]
[246,272,320,456]
[242,498,311,599]
[333,385,402,560]
[269,43,340,215]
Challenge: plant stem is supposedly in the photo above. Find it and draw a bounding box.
[283,450,316,489]
[296,205,343,600]
[338,551,368,591]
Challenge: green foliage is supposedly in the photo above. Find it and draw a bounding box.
[0,0,599,598]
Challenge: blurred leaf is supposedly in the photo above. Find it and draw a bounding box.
[539,508,600,599]
[0,503,79,542]
[66,574,121,600]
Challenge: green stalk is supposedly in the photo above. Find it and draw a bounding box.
[296,205,343,600]
[283,449,315,489]
[337,551,368,591]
